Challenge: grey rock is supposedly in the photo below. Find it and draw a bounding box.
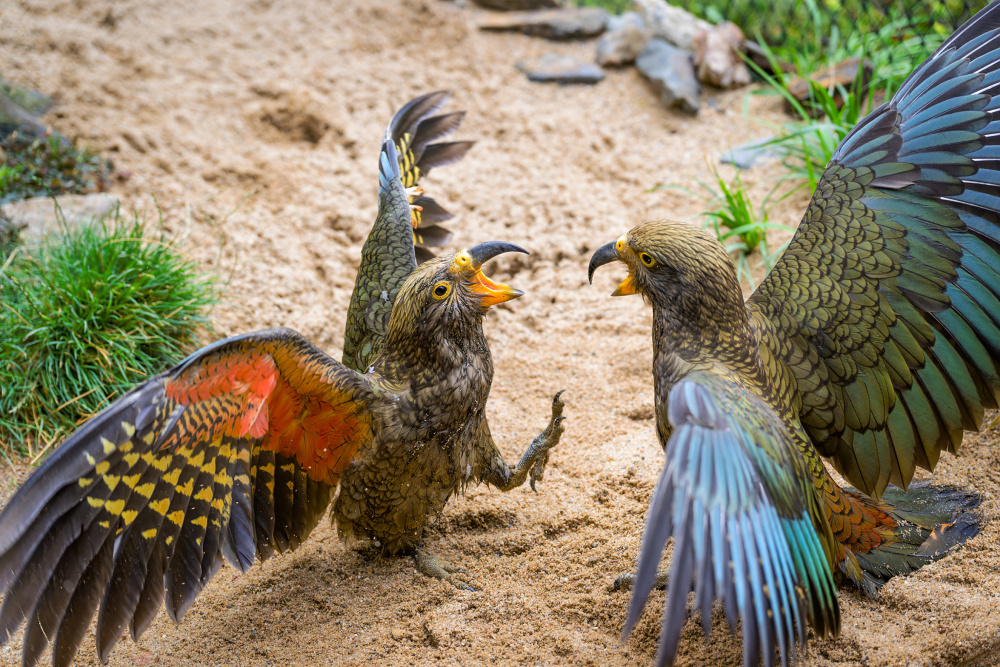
[1,193,120,242]
[0,92,65,143]
[471,0,562,9]
[0,79,52,117]
[595,12,652,66]
[479,7,608,40]
[636,39,700,114]
[692,22,751,88]
[517,53,605,84]
[720,135,781,170]
[634,0,711,50]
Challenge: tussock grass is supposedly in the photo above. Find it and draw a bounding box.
[657,166,793,289]
[0,210,217,457]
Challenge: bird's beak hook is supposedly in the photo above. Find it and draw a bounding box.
[588,238,639,297]
[588,241,619,284]
[467,241,528,267]
[461,241,529,308]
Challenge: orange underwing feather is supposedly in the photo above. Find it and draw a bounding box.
[161,344,372,484]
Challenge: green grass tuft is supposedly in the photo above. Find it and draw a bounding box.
[655,165,793,289]
[0,211,217,455]
[0,133,112,205]
[672,0,983,70]
[570,0,631,13]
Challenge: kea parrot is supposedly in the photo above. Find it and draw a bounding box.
[588,4,1000,666]
[0,91,566,667]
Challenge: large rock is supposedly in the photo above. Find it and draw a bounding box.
[636,38,700,114]
[0,92,63,143]
[1,193,120,242]
[479,7,608,40]
[595,12,652,66]
[471,0,562,9]
[634,0,711,51]
[517,53,605,84]
[692,22,750,88]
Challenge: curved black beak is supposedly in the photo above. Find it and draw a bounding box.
[467,241,529,268]
[588,241,619,284]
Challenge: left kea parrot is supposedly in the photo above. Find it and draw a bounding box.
[0,91,566,667]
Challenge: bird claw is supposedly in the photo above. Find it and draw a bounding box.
[529,452,549,492]
[527,391,566,491]
[414,551,478,591]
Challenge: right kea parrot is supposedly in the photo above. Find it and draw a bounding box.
[589,4,1000,666]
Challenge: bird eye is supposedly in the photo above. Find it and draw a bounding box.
[639,252,656,267]
[432,282,451,299]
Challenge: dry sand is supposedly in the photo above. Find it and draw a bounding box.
[1,0,999,665]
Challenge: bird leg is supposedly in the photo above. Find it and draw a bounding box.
[492,391,566,492]
[611,570,669,592]
[414,550,477,591]
[413,393,564,591]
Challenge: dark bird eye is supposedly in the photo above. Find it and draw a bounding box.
[640,253,656,267]
[433,283,451,299]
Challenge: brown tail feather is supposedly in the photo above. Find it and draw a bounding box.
[822,480,980,595]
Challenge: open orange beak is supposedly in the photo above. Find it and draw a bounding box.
[588,236,640,297]
[611,267,640,297]
[468,269,523,308]
[459,241,529,309]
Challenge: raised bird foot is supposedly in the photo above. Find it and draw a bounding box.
[414,551,477,591]
[490,391,566,493]
[527,390,566,491]
[612,569,669,592]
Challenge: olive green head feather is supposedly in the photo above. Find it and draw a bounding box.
[388,241,527,339]
[588,220,743,320]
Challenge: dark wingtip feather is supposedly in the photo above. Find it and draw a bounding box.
[622,462,675,640]
[0,381,162,555]
[411,110,467,158]
[387,90,451,146]
[417,141,474,173]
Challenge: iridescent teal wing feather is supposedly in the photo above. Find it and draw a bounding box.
[625,373,839,667]
[748,3,1000,497]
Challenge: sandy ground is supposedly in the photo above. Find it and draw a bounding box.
[2,0,1000,665]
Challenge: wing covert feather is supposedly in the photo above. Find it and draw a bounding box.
[748,7,1000,497]
[0,328,381,666]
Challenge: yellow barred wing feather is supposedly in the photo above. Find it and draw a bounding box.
[0,328,382,667]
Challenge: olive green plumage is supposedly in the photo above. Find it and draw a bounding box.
[342,91,473,374]
[0,92,564,667]
[590,5,1000,665]
[335,243,565,555]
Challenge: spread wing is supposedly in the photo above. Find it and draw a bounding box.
[626,373,839,667]
[341,134,416,373]
[341,91,472,372]
[748,3,1000,497]
[392,90,474,264]
[0,328,382,667]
